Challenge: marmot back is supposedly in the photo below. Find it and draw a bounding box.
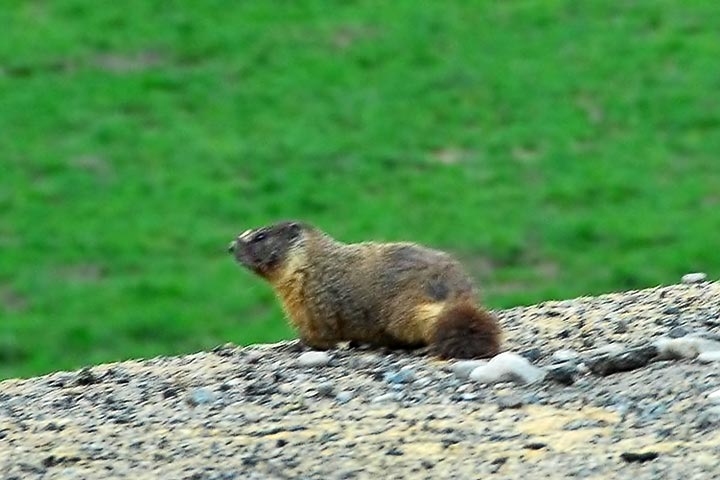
[228,221,501,359]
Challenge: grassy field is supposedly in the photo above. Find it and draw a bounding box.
[2,1,720,379]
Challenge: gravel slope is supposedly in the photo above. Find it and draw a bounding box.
[2,282,720,479]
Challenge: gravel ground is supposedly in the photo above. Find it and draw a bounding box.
[2,281,720,479]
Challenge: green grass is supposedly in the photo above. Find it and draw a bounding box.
[2,0,720,379]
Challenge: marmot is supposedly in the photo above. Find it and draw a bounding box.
[228,221,501,359]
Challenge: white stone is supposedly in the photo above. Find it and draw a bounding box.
[682,272,707,284]
[469,352,546,385]
[576,362,590,374]
[297,351,331,367]
[335,391,354,403]
[654,337,720,360]
[708,389,720,404]
[451,360,488,379]
[469,366,507,384]
[689,334,720,353]
[371,392,400,403]
[551,349,580,362]
[697,351,720,363]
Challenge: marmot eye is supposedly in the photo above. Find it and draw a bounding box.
[253,232,266,243]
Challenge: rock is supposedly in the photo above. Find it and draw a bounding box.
[211,343,238,357]
[496,395,523,410]
[245,381,278,396]
[74,367,99,386]
[348,354,379,369]
[654,336,720,360]
[520,348,542,362]
[544,363,578,385]
[524,442,547,450]
[638,402,667,422]
[697,351,720,363]
[297,351,331,367]
[681,272,707,284]
[662,305,681,315]
[667,326,690,338]
[335,391,354,404]
[385,446,403,456]
[371,393,400,403]
[384,366,415,384]
[187,387,216,406]
[316,381,334,397]
[705,317,720,327]
[244,351,262,364]
[708,389,720,404]
[563,419,608,430]
[697,407,720,429]
[613,319,629,334]
[469,352,546,385]
[585,344,657,376]
[550,349,580,363]
[620,451,659,463]
[451,360,488,380]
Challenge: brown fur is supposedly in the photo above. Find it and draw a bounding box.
[229,221,502,358]
[430,302,501,359]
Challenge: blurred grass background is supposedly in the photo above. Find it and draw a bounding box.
[2,0,719,379]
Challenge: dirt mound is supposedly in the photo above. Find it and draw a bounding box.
[2,282,719,479]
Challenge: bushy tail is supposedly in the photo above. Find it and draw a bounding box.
[430,302,501,359]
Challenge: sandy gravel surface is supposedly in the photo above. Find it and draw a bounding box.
[2,282,720,479]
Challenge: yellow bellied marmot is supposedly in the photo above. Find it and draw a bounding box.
[228,221,501,359]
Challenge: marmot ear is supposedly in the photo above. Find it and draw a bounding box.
[288,222,302,238]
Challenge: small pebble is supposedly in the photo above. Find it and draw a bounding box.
[297,351,331,367]
[697,407,720,429]
[497,395,523,410]
[550,349,580,363]
[681,272,707,284]
[186,387,216,406]
[613,319,629,334]
[620,451,659,463]
[316,381,334,397]
[451,360,488,380]
[520,348,542,362]
[544,363,578,385]
[469,352,546,385]
[524,442,547,450]
[372,393,400,403]
[335,391,354,404]
[384,366,415,384]
[74,367,99,386]
[667,326,690,338]
[244,351,263,364]
[697,351,720,363]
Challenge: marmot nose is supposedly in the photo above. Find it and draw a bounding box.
[228,240,237,253]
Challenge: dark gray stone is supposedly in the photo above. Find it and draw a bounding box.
[585,345,658,376]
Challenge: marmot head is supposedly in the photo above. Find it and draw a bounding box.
[228,221,309,278]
